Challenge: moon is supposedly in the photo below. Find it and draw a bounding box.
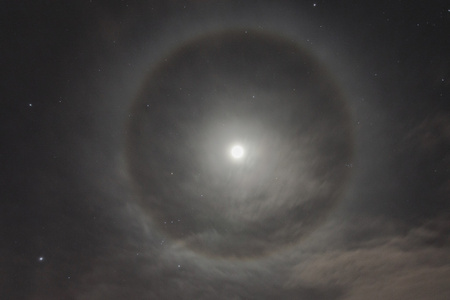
[231,145,244,159]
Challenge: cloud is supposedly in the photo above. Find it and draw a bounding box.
[287,215,450,300]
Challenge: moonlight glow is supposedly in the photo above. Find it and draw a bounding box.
[231,145,244,159]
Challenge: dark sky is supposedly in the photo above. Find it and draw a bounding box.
[2,1,449,299]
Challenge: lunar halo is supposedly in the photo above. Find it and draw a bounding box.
[126,28,354,259]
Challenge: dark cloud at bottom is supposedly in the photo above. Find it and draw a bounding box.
[126,30,353,258]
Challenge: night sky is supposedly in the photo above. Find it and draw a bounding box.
[2,1,449,299]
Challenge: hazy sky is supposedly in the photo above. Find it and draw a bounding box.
[3,1,449,299]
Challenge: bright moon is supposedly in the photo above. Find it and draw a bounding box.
[231,145,244,158]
